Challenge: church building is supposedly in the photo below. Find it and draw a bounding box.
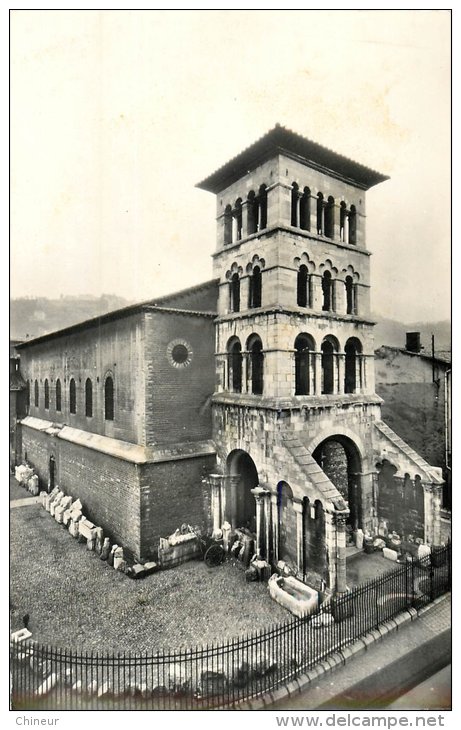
[15,126,445,594]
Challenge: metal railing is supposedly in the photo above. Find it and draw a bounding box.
[10,544,450,710]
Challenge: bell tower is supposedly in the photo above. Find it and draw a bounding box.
[197,125,444,594]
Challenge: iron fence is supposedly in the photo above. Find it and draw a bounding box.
[10,544,450,710]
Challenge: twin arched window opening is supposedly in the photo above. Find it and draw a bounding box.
[224,186,268,245]
[230,266,262,313]
[294,335,363,395]
[227,335,264,395]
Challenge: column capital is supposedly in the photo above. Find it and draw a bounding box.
[292,499,304,514]
[334,512,349,528]
[251,486,270,503]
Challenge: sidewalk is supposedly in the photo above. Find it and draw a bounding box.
[263,593,451,710]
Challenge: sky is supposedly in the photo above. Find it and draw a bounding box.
[10,9,451,322]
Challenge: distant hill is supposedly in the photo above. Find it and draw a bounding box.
[372,316,451,356]
[10,295,133,342]
[10,295,451,356]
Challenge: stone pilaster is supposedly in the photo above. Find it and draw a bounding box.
[271,492,279,564]
[314,351,322,396]
[337,353,345,395]
[423,482,443,546]
[324,510,337,592]
[293,499,304,574]
[263,491,272,563]
[311,273,323,311]
[335,512,348,594]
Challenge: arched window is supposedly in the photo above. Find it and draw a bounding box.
[349,205,357,244]
[227,338,242,393]
[104,376,114,421]
[34,379,39,408]
[297,264,311,307]
[322,271,333,311]
[233,198,243,241]
[316,193,324,235]
[344,337,362,393]
[55,378,62,412]
[247,191,258,235]
[291,182,299,227]
[44,379,49,410]
[259,185,267,230]
[85,378,93,417]
[230,273,240,313]
[247,334,264,395]
[294,334,315,395]
[324,196,335,238]
[321,337,339,394]
[300,187,310,230]
[248,266,262,308]
[345,275,357,314]
[224,204,233,245]
[69,378,76,414]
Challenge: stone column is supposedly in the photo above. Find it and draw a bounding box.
[251,487,269,558]
[263,491,272,563]
[219,476,227,528]
[271,493,279,564]
[228,475,240,530]
[423,482,433,545]
[431,485,443,546]
[314,351,323,396]
[206,474,223,537]
[335,513,348,594]
[337,353,345,395]
[324,511,337,593]
[293,500,304,575]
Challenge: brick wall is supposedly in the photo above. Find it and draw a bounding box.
[144,311,215,446]
[139,455,215,559]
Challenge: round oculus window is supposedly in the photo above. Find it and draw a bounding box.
[167,339,193,368]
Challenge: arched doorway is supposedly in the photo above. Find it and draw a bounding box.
[312,436,362,530]
[226,450,259,532]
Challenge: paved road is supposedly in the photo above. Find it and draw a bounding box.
[269,595,451,711]
[386,664,451,710]
[314,630,451,710]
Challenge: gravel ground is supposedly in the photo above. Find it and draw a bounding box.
[10,488,288,652]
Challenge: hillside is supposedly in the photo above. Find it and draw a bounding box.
[10,295,451,355]
[372,316,450,356]
[10,295,132,342]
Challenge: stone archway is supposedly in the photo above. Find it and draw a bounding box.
[226,449,259,533]
[312,436,362,531]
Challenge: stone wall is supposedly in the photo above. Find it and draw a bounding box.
[19,312,146,445]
